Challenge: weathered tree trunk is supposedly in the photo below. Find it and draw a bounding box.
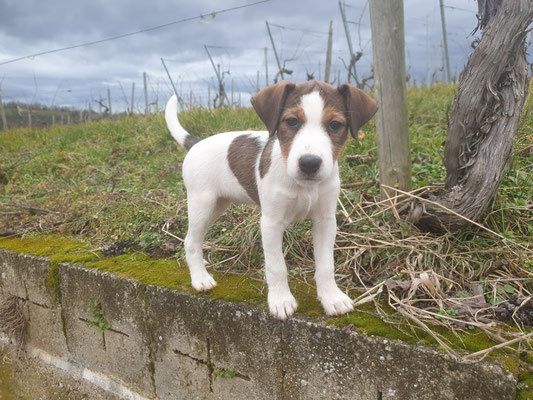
[409,0,533,232]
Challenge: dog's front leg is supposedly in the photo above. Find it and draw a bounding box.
[260,215,298,320]
[312,215,354,316]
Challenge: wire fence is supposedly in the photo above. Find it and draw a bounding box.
[0,0,500,131]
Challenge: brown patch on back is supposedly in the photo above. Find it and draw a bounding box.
[227,135,261,205]
[259,136,275,178]
[322,106,348,161]
[277,106,307,161]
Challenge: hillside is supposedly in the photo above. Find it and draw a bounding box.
[0,83,532,339]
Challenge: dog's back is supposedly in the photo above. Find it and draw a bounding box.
[183,130,269,206]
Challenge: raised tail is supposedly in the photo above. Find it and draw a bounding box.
[165,95,200,151]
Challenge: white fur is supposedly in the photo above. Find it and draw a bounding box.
[165,95,190,147]
[166,91,353,319]
[286,92,335,183]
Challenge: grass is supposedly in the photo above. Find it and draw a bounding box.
[1,83,533,395]
[0,84,532,368]
[0,83,531,297]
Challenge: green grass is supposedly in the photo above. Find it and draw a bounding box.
[0,83,531,282]
[0,84,532,346]
[0,85,532,400]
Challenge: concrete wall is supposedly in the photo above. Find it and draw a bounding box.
[0,249,517,399]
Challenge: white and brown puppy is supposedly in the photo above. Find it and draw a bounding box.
[165,81,377,320]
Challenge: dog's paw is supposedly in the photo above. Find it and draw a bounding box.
[319,289,354,316]
[191,272,217,292]
[268,292,298,320]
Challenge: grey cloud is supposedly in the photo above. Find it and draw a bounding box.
[0,0,485,110]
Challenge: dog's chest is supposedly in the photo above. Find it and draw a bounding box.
[276,185,321,223]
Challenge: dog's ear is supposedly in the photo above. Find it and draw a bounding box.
[251,81,296,137]
[337,84,378,139]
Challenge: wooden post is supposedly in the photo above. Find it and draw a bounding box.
[231,79,234,107]
[439,0,451,82]
[143,72,149,115]
[324,21,333,84]
[266,21,284,81]
[0,91,7,130]
[264,47,269,86]
[131,82,135,115]
[161,58,185,109]
[107,88,112,116]
[339,0,357,84]
[28,111,32,129]
[205,45,227,107]
[369,0,411,199]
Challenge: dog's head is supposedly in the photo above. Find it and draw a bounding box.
[251,81,377,184]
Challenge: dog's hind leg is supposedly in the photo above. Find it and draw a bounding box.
[184,194,229,292]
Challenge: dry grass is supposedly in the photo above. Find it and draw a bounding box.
[0,296,27,352]
[1,84,532,359]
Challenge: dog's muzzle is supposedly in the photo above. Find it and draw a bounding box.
[298,155,322,177]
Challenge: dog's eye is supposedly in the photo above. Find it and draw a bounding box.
[327,121,343,133]
[285,117,299,129]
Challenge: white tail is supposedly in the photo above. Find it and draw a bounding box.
[165,95,198,150]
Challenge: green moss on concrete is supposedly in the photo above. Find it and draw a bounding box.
[0,235,99,302]
[327,305,504,354]
[46,263,61,302]
[206,274,264,304]
[327,303,421,345]
[1,234,532,395]
[0,235,99,265]
[497,354,533,399]
[452,329,499,353]
[85,252,266,305]
[86,253,190,290]
[213,367,236,379]
[290,283,323,318]
[517,369,533,400]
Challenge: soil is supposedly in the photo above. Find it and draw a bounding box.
[0,346,121,400]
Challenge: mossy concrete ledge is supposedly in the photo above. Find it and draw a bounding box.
[0,248,517,399]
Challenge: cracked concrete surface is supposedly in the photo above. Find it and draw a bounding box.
[0,249,518,399]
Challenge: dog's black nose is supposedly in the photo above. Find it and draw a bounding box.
[298,155,322,175]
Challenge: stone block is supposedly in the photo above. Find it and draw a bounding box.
[0,250,53,306]
[59,263,154,398]
[206,301,283,400]
[25,302,68,358]
[281,319,516,400]
[144,285,284,400]
[155,350,212,400]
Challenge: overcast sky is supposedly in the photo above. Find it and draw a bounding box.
[0,0,490,112]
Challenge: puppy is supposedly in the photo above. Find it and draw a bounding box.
[165,81,377,320]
